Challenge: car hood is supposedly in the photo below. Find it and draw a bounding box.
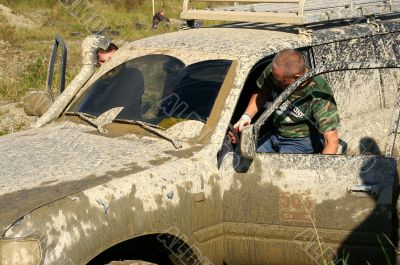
[0,121,193,237]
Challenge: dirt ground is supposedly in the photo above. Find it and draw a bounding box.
[0,4,37,29]
[0,101,36,135]
[0,40,25,82]
[0,2,178,135]
[0,4,40,134]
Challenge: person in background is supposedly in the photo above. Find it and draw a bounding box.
[97,43,119,67]
[152,10,170,30]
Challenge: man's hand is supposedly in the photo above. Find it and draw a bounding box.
[233,114,252,132]
[229,91,264,144]
[228,128,239,144]
[322,130,339,155]
[229,114,252,144]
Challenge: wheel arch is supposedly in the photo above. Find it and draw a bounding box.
[86,232,201,265]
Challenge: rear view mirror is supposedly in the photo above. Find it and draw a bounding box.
[23,91,53,117]
[240,125,256,160]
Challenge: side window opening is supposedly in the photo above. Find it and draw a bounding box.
[226,48,318,154]
[231,48,314,125]
[218,48,315,167]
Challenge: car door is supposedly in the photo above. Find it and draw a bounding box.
[234,153,397,265]
[223,37,400,265]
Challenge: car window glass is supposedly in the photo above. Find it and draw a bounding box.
[158,60,232,123]
[69,55,232,127]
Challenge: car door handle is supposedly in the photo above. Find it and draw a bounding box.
[348,185,379,197]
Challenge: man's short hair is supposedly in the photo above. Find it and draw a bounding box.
[272,49,306,78]
[97,43,118,54]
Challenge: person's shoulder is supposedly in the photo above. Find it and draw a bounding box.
[262,63,273,77]
[311,75,333,94]
[313,75,328,87]
[256,63,273,89]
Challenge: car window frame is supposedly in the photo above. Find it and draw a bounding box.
[64,50,238,145]
[66,49,238,114]
[197,60,238,144]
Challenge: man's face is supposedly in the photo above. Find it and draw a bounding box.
[97,49,116,67]
[271,66,298,90]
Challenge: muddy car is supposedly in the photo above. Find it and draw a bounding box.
[2,1,400,264]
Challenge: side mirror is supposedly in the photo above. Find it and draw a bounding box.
[240,125,256,160]
[23,91,53,117]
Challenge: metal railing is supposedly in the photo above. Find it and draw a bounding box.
[181,0,397,25]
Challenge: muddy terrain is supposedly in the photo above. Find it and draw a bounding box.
[0,4,39,134]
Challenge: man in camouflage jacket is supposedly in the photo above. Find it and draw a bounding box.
[234,49,340,154]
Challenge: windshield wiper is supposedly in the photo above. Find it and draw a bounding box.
[65,111,97,125]
[65,107,123,133]
[115,119,165,130]
[119,119,182,149]
[66,110,182,149]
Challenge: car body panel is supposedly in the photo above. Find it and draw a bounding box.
[221,154,396,264]
[0,120,203,237]
[4,145,221,264]
[2,17,400,265]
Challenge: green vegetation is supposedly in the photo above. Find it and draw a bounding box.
[23,58,48,92]
[0,0,202,102]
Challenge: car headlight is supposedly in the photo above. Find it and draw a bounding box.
[0,239,41,265]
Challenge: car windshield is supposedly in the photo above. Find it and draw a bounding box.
[69,54,232,127]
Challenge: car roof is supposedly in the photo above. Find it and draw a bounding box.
[114,16,400,68]
[122,27,306,65]
[92,16,400,98]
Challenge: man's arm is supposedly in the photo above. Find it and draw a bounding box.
[234,91,267,132]
[244,91,265,118]
[322,129,339,155]
[234,64,271,132]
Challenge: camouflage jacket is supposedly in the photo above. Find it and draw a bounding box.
[256,64,340,138]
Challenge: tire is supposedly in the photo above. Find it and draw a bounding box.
[107,261,158,265]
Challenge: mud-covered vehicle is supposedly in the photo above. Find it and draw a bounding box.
[2,1,400,264]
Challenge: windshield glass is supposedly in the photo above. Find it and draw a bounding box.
[69,54,232,127]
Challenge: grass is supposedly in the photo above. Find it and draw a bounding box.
[0,0,223,109]
[378,235,393,265]
[0,14,15,42]
[23,58,48,90]
[0,0,225,136]
[301,193,399,265]
[0,0,194,102]
[0,80,24,101]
